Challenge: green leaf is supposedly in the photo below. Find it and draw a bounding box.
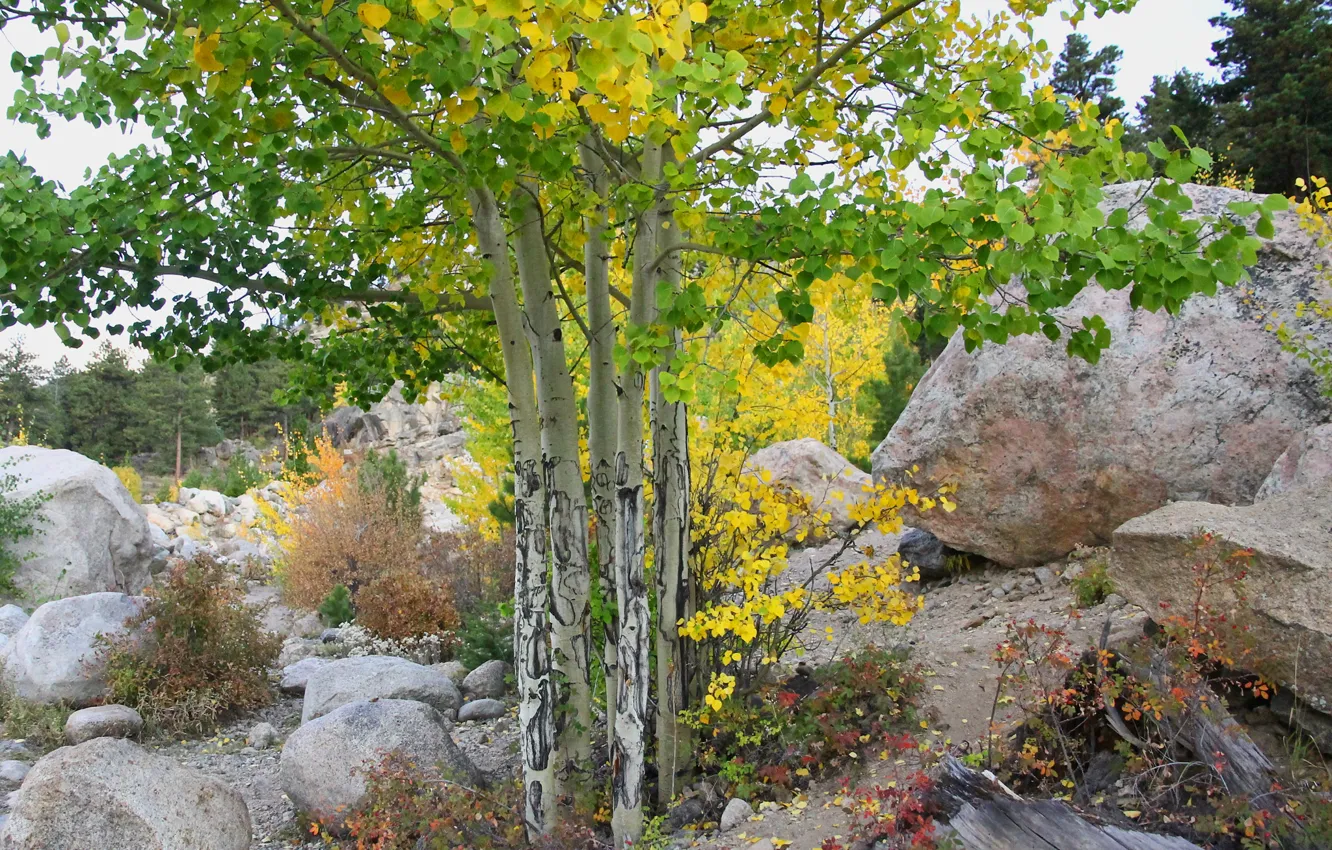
[1261,194,1288,212]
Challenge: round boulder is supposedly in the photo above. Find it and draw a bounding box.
[279,657,331,696]
[460,659,508,700]
[0,447,157,601]
[301,655,461,723]
[0,593,145,706]
[64,705,143,745]
[1,737,250,850]
[280,698,478,832]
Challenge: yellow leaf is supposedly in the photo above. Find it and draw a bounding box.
[688,1,708,22]
[193,34,225,73]
[413,0,441,18]
[450,6,478,28]
[383,85,412,107]
[362,26,385,44]
[322,0,336,14]
[358,2,392,27]
[54,22,70,45]
[489,0,521,16]
[768,95,787,116]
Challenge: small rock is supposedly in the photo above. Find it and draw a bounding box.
[461,659,509,700]
[989,587,1006,599]
[457,699,507,722]
[719,797,753,832]
[64,704,143,744]
[302,655,462,723]
[662,796,706,832]
[319,628,342,644]
[247,722,278,750]
[1034,567,1056,585]
[0,761,29,792]
[0,606,28,638]
[1103,593,1127,610]
[1001,581,1016,594]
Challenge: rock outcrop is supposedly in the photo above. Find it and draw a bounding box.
[280,699,478,832]
[1,737,251,850]
[747,438,872,534]
[0,447,158,600]
[1256,423,1332,500]
[1110,484,1332,712]
[0,593,145,706]
[301,655,462,723]
[873,183,1331,567]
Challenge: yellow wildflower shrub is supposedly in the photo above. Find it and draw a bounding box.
[112,465,143,503]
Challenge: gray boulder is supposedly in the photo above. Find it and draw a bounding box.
[1111,484,1332,713]
[280,699,478,832]
[0,608,26,639]
[461,659,509,700]
[720,797,754,832]
[746,438,871,535]
[1256,423,1332,500]
[64,705,143,745]
[872,183,1332,567]
[1,737,250,850]
[302,655,461,723]
[895,527,950,581]
[0,593,145,706]
[279,657,331,696]
[457,699,506,722]
[432,660,469,685]
[0,447,158,601]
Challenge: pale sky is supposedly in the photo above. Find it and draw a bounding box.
[0,0,1232,368]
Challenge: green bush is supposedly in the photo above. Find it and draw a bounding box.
[1070,559,1114,608]
[0,461,48,597]
[0,684,71,754]
[98,556,281,733]
[205,456,265,498]
[180,468,205,489]
[318,584,355,627]
[456,605,514,669]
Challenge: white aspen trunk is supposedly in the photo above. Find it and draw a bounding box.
[469,187,555,838]
[611,139,661,849]
[510,180,594,791]
[580,141,620,757]
[650,190,695,807]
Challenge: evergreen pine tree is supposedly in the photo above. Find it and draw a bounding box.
[1050,33,1126,123]
[1209,0,1332,193]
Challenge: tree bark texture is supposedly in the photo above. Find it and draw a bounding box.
[511,180,594,790]
[469,186,555,837]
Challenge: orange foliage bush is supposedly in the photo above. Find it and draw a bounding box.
[280,476,423,611]
[420,528,515,616]
[356,569,460,641]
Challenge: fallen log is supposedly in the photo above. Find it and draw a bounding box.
[927,755,1203,850]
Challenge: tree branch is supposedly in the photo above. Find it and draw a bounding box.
[689,0,927,163]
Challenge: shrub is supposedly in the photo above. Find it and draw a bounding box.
[456,606,515,669]
[318,584,355,627]
[357,449,423,520]
[0,460,48,597]
[152,477,176,504]
[343,753,598,850]
[180,468,205,489]
[206,455,265,498]
[278,475,422,612]
[98,556,281,733]
[355,570,459,641]
[681,647,923,802]
[112,465,143,502]
[420,529,515,616]
[1069,557,1113,608]
[0,684,71,753]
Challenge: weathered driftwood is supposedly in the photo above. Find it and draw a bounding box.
[928,756,1203,850]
